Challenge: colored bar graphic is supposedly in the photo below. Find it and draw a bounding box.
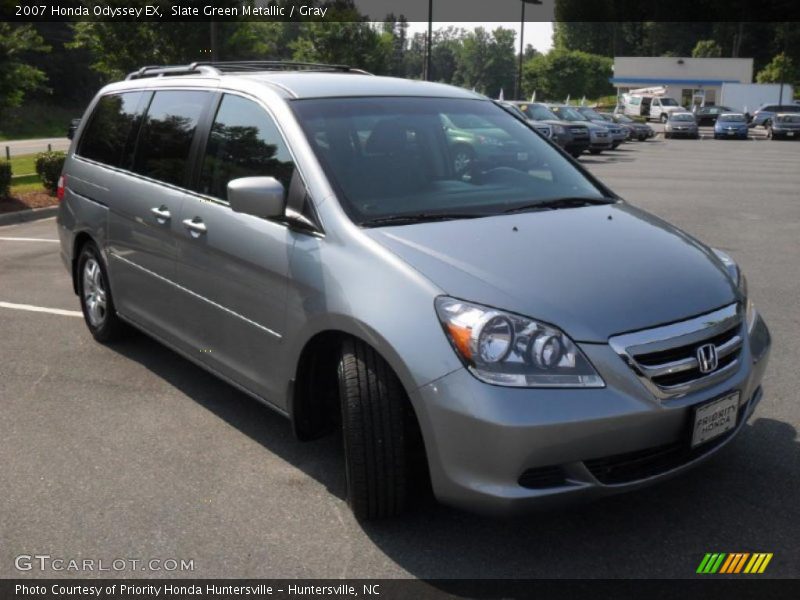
[758,554,773,573]
[710,553,726,573]
[719,554,736,574]
[700,552,773,575]
[697,554,713,574]
[733,553,750,573]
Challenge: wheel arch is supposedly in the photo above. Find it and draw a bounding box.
[287,320,424,443]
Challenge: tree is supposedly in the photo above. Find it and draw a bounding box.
[522,48,613,101]
[454,27,516,97]
[692,40,722,58]
[0,24,49,117]
[756,53,799,85]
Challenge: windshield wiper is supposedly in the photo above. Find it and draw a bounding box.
[360,213,486,227]
[502,196,616,214]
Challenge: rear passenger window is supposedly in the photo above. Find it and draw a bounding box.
[198,94,295,201]
[78,92,146,167]
[132,91,209,187]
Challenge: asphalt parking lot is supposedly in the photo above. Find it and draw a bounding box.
[1,135,799,580]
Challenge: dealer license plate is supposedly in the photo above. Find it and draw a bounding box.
[727,130,735,135]
[691,392,740,448]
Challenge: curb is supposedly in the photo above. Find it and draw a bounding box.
[0,206,58,226]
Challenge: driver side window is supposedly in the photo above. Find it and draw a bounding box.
[199,94,295,202]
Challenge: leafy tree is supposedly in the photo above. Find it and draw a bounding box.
[523,48,613,101]
[756,53,799,85]
[454,27,516,98]
[692,40,722,58]
[0,24,49,117]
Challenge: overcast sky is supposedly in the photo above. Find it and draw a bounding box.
[404,22,554,53]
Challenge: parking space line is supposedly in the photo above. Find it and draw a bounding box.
[0,237,59,243]
[0,301,82,317]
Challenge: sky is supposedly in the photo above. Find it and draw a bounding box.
[404,22,554,53]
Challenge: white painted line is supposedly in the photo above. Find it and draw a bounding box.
[0,237,59,243]
[0,301,82,317]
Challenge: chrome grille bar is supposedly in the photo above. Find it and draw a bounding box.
[609,304,743,400]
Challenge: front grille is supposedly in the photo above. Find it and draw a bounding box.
[609,304,743,399]
[585,397,750,484]
[569,126,589,139]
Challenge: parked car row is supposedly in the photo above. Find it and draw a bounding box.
[499,101,655,159]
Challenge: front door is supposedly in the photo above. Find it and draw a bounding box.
[174,93,298,403]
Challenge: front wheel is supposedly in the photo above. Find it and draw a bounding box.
[77,242,128,342]
[338,338,411,520]
[660,114,668,123]
[767,126,774,140]
[589,148,602,155]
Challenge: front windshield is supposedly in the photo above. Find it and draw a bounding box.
[671,113,695,121]
[579,108,604,120]
[554,107,588,121]
[660,98,680,106]
[719,114,746,122]
[291,97,607,225]
[518,103,559,121]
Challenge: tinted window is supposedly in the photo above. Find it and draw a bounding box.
[199,94,295,201]
[292,97,605,225]
[132,91,209,187]
[78,92,146,167]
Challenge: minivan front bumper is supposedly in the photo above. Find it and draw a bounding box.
[412,314,770,516]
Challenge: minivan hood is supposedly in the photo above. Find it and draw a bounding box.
[363,203,737,342]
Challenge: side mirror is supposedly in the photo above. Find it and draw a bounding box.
[228,176,285,220]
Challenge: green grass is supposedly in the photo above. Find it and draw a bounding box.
[8,154,37,177]
[2,154,45,194]
[0,102,82,141]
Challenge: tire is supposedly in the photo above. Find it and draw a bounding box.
[589,148,602,155]
[338,337,411,520]
[664,132,671,139]
[660,114,668,123]
[76,241,128,343]
[767,126,774,140]
[764,119,772,129]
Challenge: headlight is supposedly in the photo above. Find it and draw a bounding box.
[434,297,604,388]
[552,124,565,134]
[712,248,756,331]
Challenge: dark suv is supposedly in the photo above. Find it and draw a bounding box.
[511,101,590,158]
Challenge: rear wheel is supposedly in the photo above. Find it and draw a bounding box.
[338,338,412,520]
[77,242,128,342]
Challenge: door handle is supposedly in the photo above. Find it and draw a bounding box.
[182,217,207,236]
[150,206,171,223]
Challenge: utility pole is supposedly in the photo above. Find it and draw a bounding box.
[425,0,433,81]
[516,1,542,100]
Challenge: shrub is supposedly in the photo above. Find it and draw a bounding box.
[0,161,11,198]
[35,150,66,195]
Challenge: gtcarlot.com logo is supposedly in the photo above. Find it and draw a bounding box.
[697,552,773,574]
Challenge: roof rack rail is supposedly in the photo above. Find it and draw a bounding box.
[126,61,372,80]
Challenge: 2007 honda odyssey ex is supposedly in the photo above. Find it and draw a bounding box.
[57,62,771,519]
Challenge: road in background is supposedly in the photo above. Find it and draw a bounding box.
[2,137,70,159]
[1,139,799,579]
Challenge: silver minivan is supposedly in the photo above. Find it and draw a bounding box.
[57,62,771,519]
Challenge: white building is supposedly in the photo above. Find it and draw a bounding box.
[611,57,753,107]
